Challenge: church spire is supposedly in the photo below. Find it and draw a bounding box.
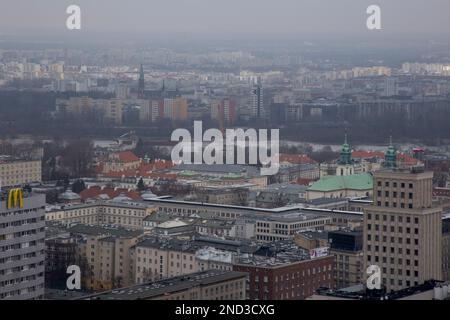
[384,135,397,168]
[339,132,352,165]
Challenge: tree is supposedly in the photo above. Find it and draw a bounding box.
[63,175,70,190]
[61,140,94,178]
[72,179,86,193]
[137,177,146,191]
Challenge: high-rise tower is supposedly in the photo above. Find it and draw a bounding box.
[363,167,442,292]
[138,64,145,98]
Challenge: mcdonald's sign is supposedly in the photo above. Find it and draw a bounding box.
[7,188,23,209]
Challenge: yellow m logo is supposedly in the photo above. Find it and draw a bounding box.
[7,188,23,209]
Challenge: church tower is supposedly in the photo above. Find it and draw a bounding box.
[339,133,352,165]
[384,136,397,168]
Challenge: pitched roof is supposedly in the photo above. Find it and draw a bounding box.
[79,186,142,201]
[279,153,316,164]
[307,173,373,192]
[352,150,384,159]
[117,151,140,163]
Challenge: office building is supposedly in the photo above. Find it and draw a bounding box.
[363,167,443,292]
[233,242,334,300]
[0,189,46,300]
[328,230,363,289]
[251,80,264,119]
[0,156,41,187]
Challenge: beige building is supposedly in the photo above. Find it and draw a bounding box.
[255,213,331,242]
[363,168,443,292]
[100,151,141,173]
[0,157,41,187]
[163,97,188,121]
[67,224,143,292]
[294,231,329,250]
[45,200,156,230]
[131,237,199,284]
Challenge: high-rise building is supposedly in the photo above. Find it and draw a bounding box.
[211,99,237,125]
[0,189,46,300]
[363,167,443,292]
[384,77,397,97]
[251,79,264,119]
[163,97,188,121]
[138,64,145,99]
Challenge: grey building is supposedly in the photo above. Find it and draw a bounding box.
[0,190,46,300]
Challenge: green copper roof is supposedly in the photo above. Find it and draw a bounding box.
[178,170,198,177]
[307,173,373,192]
[222,172,243,179]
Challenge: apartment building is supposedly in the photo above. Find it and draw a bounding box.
[67,224,143,291]
[163,97,188,121]
[0,156,41,187]
[131,236,258,285]
[328,230,363,289]
[363,167,443,292]
[0,190,46,300]
[131,237,198,284]
[56,97,123,124]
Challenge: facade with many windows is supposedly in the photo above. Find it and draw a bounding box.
[0,192,46,299]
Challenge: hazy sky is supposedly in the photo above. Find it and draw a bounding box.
[1,0,450,40]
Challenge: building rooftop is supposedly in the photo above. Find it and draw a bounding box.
[65,224,143,238]
[236,241,313,267]
[308,173,373,192]
[314,280,449,300]
[78,270,247,300]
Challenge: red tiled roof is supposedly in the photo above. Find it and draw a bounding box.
[279,153,316,164]
[295,178,316,186]
[433,188,450,197]
[79,186,142,201]
[117,151,140,163]
[351,150,420,165]
[352,150,384,159]
[397,153,420,165]
[98,160,175,179]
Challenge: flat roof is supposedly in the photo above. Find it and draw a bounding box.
[78,270,247,300]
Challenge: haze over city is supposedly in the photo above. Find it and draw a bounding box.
[0,0,449,308]
[1,0,450,42]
